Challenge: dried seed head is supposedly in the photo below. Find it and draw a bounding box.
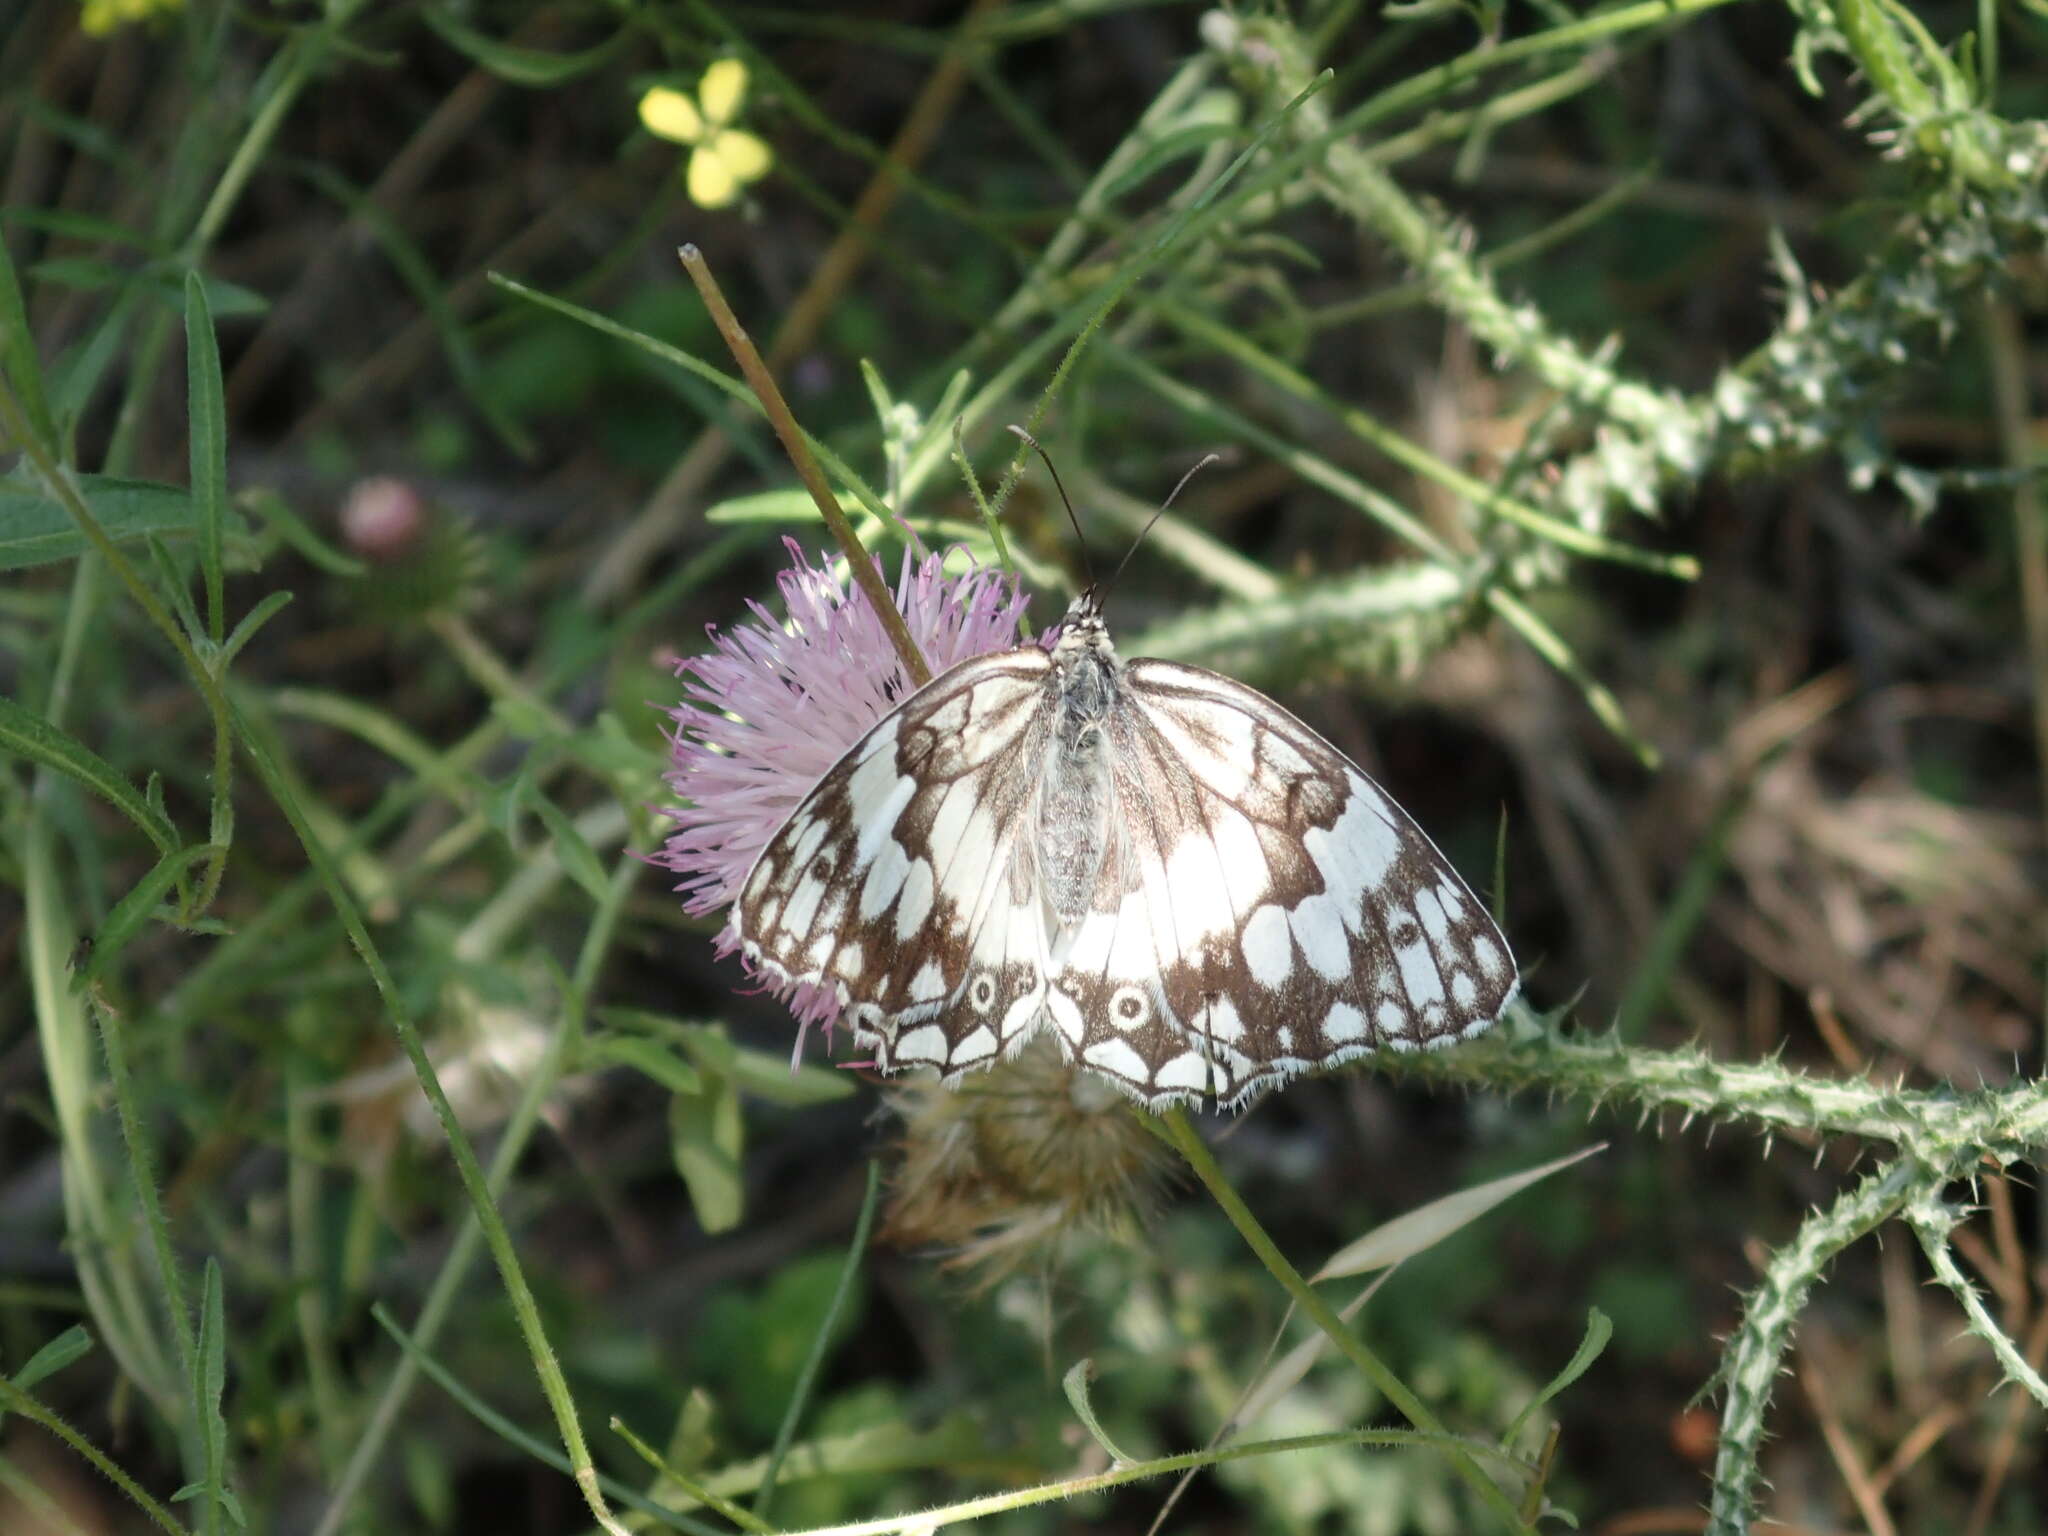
[880,1035,1173,1286]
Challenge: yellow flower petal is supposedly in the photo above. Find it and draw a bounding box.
[710,129,772,185]
[698,58,749,127]
[688,147,740,209]
[639,85,704,145]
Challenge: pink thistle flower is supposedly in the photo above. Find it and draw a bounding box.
[655,539,1031,1037]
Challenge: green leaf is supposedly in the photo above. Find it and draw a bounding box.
[421,6,629,87]
[47,293,134,451]
[589,1034,703,1095]
[193,1259,231,1524]
[1062,1359,1139,1466]
[857,357,895,422]
[25,255,125,293]
[1312,1143,1608,1282]
[531,795,612,903]
[675,1023,738,1074]
[1101,112,1244,202]
[171,268,268,319]
[238,487,368,577]
[721,1042,857,1105]
[670,1068,744,1234]
[0,205,162,251]
[78,842,220,984]
[0,226,57,453]
[146,532,208,650]
[597,1013,855,1104]
[9,1326,94,1390]
[13,95,142,175]
[1501,1307,1612,1450]
[219,590,294,668]
[0,474,215,571]
[0,694,180,857]
[27,257,268,319]
[184,272,227,643]
[705,487,840,523]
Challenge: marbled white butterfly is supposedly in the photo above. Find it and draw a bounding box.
[730,585,1518,1111]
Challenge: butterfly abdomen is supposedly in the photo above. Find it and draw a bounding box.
[1038,653,1116,929]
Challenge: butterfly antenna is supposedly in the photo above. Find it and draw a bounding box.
[1008,425,1093,587]
[1105,452,1221,597]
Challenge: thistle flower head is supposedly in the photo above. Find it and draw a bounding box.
[879,1036,1173,1285]
[655,539,1028,1028]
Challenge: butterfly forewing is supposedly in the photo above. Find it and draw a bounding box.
[729,611,1517,1111]
[732,649,1057,1072]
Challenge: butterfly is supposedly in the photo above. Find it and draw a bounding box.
[730,587,1518,1110]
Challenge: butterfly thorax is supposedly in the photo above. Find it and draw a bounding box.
[1037,603,1121,930]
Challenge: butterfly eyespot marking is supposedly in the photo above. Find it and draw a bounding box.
[1110,986,1149,1028]
[968,972,998,1013]
[810,853,836,879]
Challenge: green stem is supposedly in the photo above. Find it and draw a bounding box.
[308,850,638,1536]
[1154,1109,1532,1531]
[756,1163,883,1522]
[0,1378,186,1535]
[0,380,237,908]
[234,706,629,1536]
[80,991,200,1427]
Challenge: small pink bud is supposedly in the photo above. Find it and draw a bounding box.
[340,477,428,562]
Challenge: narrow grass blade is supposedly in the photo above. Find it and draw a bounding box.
[183,271,227,642]
[294,161,534,458]
[0,225,58,452]
[420,5,627,86]
[193,1259,233,1531]
[754,1161,881,1522]
[1313,1143,1608,1282]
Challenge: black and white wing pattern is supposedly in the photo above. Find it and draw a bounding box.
[732,648,1060,1076]
[729,591,1517,1111]
[1037,659,1517,1108]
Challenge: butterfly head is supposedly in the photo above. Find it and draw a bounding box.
[1051,586,1114,658]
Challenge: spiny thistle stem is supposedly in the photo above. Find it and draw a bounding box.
[1706,1156,1924,1534]
[1908,1193,2048,1410]
[1375,1022,2048,1166]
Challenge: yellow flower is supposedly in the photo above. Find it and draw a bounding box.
[78,0,179,34]
[637,60,773,210]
